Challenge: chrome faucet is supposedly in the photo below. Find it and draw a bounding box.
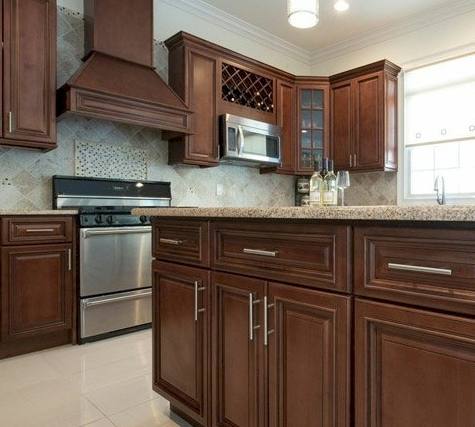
[434,175,446,205]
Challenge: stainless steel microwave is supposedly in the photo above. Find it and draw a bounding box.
[219,114,281,167]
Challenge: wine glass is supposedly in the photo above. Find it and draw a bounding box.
[336,171,351,206]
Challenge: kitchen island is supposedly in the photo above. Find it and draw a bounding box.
[135,206,475,427]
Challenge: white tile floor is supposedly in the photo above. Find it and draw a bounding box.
[0,330,191,427]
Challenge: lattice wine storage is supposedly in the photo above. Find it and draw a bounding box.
[221,63,274,113]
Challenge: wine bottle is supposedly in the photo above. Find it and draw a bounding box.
[309,160,323,206]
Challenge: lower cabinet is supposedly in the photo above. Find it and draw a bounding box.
[211,271,351,427]
[0,244,73,358]
[267,282,351,427]
[211,272,266,427]
[355,299,475,427]
[152,261,210,426]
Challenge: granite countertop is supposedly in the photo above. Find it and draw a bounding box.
[133,205,475,222]
[0,210,78,216]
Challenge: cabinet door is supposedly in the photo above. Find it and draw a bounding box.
[331,80,353,171]
[1,244,73,341]
[267,282,351,427]
[152,261,209,426]
[169,48,219,166]
[297,85,329,174]
[276,80,296,174]
[353,72,384,170]
[212,271,265,427]
[355,299,475,427]
[3,0,56,147]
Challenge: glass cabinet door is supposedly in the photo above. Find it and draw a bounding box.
[298,87,327,172]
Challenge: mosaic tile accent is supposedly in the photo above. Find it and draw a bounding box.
[0,6,396,211]
[75,141,147,180]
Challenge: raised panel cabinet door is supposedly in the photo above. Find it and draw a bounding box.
[186,49,218,165]
[1,244,73,341]
[355,299,475,427]
[276,80,296,174]
[152,261,209,426]
[3,0,56,147]
[353,72,384,170]
[212,271,266,427]
[267,282,351,427]
[331,80,353,170]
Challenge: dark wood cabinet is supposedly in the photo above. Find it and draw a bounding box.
[152,261,210,426]
[331,80,352,171]
[2,0,56,150]
[275,79,296,175]
[0,243,73,357]
[167,35,219,166]
[212,271,265,427]
[355,299,475,427]
[153,219,210,268]
[212,221,352,293]
[295,78,330,175]
[354,226,475,315]
[331,61,400,172]
[268,282,351,427]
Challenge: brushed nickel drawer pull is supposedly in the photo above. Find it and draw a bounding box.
[68,249,72,271]
[388,263,452,276]
[264,296,275,347]
[160,238,183,246]
[249,294,261,341]
[8,111,13,133]
[243,248,278,257]
[25,228,56,233]
[194,281,206,321]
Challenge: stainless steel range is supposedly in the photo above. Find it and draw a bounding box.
[53,176,171,342]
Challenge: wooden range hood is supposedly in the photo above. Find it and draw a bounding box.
[57,0,192,137]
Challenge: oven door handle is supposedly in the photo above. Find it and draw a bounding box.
[81,289,152,308]
[81,227,151,239]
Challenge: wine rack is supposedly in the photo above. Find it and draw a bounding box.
[221,63,274,113]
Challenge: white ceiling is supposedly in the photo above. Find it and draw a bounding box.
[199,0,460,51]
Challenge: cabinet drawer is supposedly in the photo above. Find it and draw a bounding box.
[212,222,351,292]
[1,217,74,245]
[355,226,475,315]
[153,220,209,267]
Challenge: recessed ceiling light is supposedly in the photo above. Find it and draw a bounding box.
[334,0,349,12]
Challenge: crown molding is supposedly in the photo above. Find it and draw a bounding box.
[310,0,475,65]
[160,0,311,65]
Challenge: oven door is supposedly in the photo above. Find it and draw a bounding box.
[80,226,151,297]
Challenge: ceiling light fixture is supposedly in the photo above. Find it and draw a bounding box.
[288,0,319,29]
[334,0,350,12]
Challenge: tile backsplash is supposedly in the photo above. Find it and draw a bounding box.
[0,6,397,210]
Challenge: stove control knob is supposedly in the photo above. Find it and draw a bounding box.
[94,214,103,224]
[139,215,148,224]
[106,215,114,225]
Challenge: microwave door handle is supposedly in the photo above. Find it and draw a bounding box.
[238,126,245,155]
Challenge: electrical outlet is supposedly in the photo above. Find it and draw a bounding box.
[216,183,224,196]
[0,177,12,186]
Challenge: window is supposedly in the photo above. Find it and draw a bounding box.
[404,53,475,201]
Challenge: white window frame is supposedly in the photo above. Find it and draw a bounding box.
[398,52,475,206]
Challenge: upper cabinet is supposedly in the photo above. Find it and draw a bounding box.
[331,60,401,172]
[165,32,292,167]
[166,35,219,167]
[165,33,400,174]
[2,0,56,150]
[295,78,330,175]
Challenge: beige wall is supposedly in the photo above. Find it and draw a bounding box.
[311,9,475,75]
